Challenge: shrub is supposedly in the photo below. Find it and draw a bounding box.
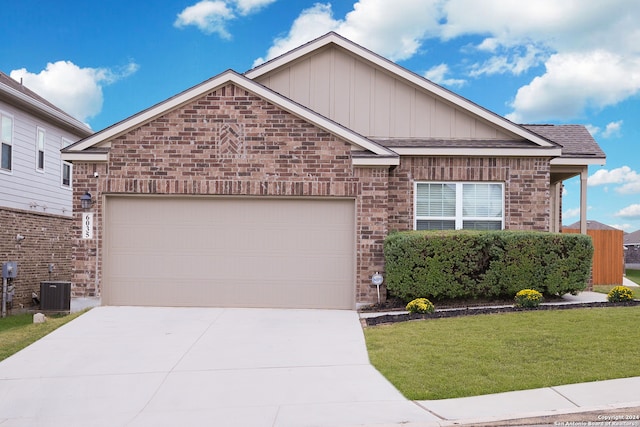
[514,289,544,308]
[607,286,634,303]
[384,230,593,302]
[406,298,435,314]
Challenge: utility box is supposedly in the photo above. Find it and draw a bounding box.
[2,262,17,279]
[40,281,71,312]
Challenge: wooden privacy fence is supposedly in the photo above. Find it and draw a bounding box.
[563,228,624,285]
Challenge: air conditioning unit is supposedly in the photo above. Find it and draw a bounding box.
[40,281,71,312]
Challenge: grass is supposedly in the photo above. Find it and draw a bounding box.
[0,311,86,361]
[364,306,640,400]
[625,269,640,285]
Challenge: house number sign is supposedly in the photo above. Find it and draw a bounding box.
[82,213,93,239]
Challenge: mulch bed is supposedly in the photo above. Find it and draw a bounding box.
[362,300,640,326]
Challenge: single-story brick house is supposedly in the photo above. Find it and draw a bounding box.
[62,33,605,309]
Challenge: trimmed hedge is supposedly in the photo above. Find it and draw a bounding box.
[384,230,593,302]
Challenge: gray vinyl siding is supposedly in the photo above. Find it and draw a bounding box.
[0,100,80,217]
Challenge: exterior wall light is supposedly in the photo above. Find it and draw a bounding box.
[80,192,94,210]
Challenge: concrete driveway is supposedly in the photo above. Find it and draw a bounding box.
[0,307,438,427]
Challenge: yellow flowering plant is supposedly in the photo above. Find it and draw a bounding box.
[514,289,544,308]
[607,286,634,303]
[406,298,435,314]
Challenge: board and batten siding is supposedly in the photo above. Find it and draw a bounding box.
[0,100,79,217]
[254,45,515,140]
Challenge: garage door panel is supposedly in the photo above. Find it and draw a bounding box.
[104,197,355,309]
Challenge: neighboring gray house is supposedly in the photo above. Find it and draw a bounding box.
[564,220,620,231]
[0,71,93,308]
[624,230,640,265]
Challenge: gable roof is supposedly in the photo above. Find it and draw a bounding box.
[525,124,606,166]
[624,230,640,246]
[245,32,558,151]
[62,70,398,166]
[564,220,621,231]
[0,71,92,138]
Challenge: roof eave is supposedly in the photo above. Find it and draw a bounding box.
[391,147,562,157]
[550,157,606,166]
[61,152,109,162]
[352,156,400,166]
[0,83,93,138]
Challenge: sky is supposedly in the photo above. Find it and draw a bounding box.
[1,0,639,231]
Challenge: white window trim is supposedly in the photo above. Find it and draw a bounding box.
[0,111,13,174]
[414,181,505,230]
[61,137,73,189]
[36,127,46,173]
[61,161,73,189]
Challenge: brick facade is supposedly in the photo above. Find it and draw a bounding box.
[388,157,551,232]
[625,246,640,264]
[71,84,390,304]
[70,84,553,306]
[0,207,73,309]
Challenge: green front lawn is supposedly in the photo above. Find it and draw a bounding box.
[364,307,640,400]
[625,269,640,285]
[0,311,85,361]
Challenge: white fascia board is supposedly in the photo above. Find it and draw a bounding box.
[392,147,562,157]
[550,157,606,166]
[67,70,394,158]
[0,84,92,136]
[61,152,108,162]
[66,71,244,152]
[245,33,555,149]
[352,157,400,166]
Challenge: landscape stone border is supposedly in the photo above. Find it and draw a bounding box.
[363,300,640,326]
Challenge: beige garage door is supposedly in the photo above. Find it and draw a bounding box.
[103,196,355,309]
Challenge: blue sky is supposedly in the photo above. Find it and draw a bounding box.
[2,0,639,231]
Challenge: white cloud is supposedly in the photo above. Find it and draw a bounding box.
[602,120,623,138]
[585,124,600,137]
[610,223,633,231]
[234,0,276,15]
[563,207,581,218]
[253,3,340,67]
[424,63,465,88]
[588,166,640,194]
[251,1,640,123]
[253,0,442,66]
[175,0,276,38]
[174,1,234,38]
[337,0,441,61]
[615,204,640,219]
[506,51,640,123]
[10,60,138,124]
[470,44,546,77]
[618,181,640,195]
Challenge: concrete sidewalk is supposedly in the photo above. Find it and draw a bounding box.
[416,377,640,426]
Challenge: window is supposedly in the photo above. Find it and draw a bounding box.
[36,128,45,171]
[61,138,72,188]
[1,113,12,171]
[415,182,504,230]
[62,162,72,187]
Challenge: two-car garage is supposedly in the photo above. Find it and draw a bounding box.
[102,196,356,309]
